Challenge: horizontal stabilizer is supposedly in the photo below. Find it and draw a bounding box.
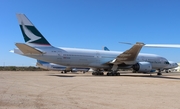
[15,43,44,54]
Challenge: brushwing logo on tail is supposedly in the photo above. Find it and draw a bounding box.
[21,22,41,43]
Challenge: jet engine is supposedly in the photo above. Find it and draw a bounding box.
[132,62,152,73]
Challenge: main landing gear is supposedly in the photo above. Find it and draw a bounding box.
[92,71,104,75]
[157,69,162,75]
[165,70,170,73]
[61,70,67,73]
[92,71,120,76]
[107,72,120,76]
[107,71,120,76]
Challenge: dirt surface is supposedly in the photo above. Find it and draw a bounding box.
[0,71,180,109]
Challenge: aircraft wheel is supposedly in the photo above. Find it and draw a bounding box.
[100,72,104,75]
[132,70,136,73]
[117,73,120,76]
[157,72,162,75]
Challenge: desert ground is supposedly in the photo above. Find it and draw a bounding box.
[0,71,180,109]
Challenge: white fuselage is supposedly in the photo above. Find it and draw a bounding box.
[14,46,169,70]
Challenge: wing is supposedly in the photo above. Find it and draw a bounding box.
[119,42,180,48]
[110,42,145,65]
[143,44,180,48]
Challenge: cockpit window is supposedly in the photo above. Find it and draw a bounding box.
[164,61,170,64]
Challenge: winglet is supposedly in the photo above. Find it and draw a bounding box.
[16,14,51,46]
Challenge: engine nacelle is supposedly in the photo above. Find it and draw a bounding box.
[133,62,152,73]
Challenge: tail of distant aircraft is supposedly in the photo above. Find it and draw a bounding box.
[103,46,110,51]
[16,14,51,46]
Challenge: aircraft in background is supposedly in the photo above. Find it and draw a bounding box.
[36,60,90,73]
[12,14,172,76]
[163,61,178,73]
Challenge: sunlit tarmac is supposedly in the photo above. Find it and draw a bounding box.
[1,71,180,109]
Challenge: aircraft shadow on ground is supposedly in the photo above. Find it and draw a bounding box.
[48,73,180,80]
[120,74,180,80]
[48,74,75,78]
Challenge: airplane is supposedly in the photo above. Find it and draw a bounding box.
[11,14,171,76]
[103,44,178,73]
[36,60,90,73]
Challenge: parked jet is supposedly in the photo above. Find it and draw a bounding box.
[36,60,90,73]
[12,14,171,76]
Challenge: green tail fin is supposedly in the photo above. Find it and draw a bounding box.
[16,14,51,46]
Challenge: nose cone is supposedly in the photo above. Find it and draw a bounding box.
[168,61,178,69]
[175,63,178,68]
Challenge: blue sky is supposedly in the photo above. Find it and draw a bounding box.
[1,0,180,66]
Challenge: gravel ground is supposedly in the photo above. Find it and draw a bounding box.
[0,71,180,109]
